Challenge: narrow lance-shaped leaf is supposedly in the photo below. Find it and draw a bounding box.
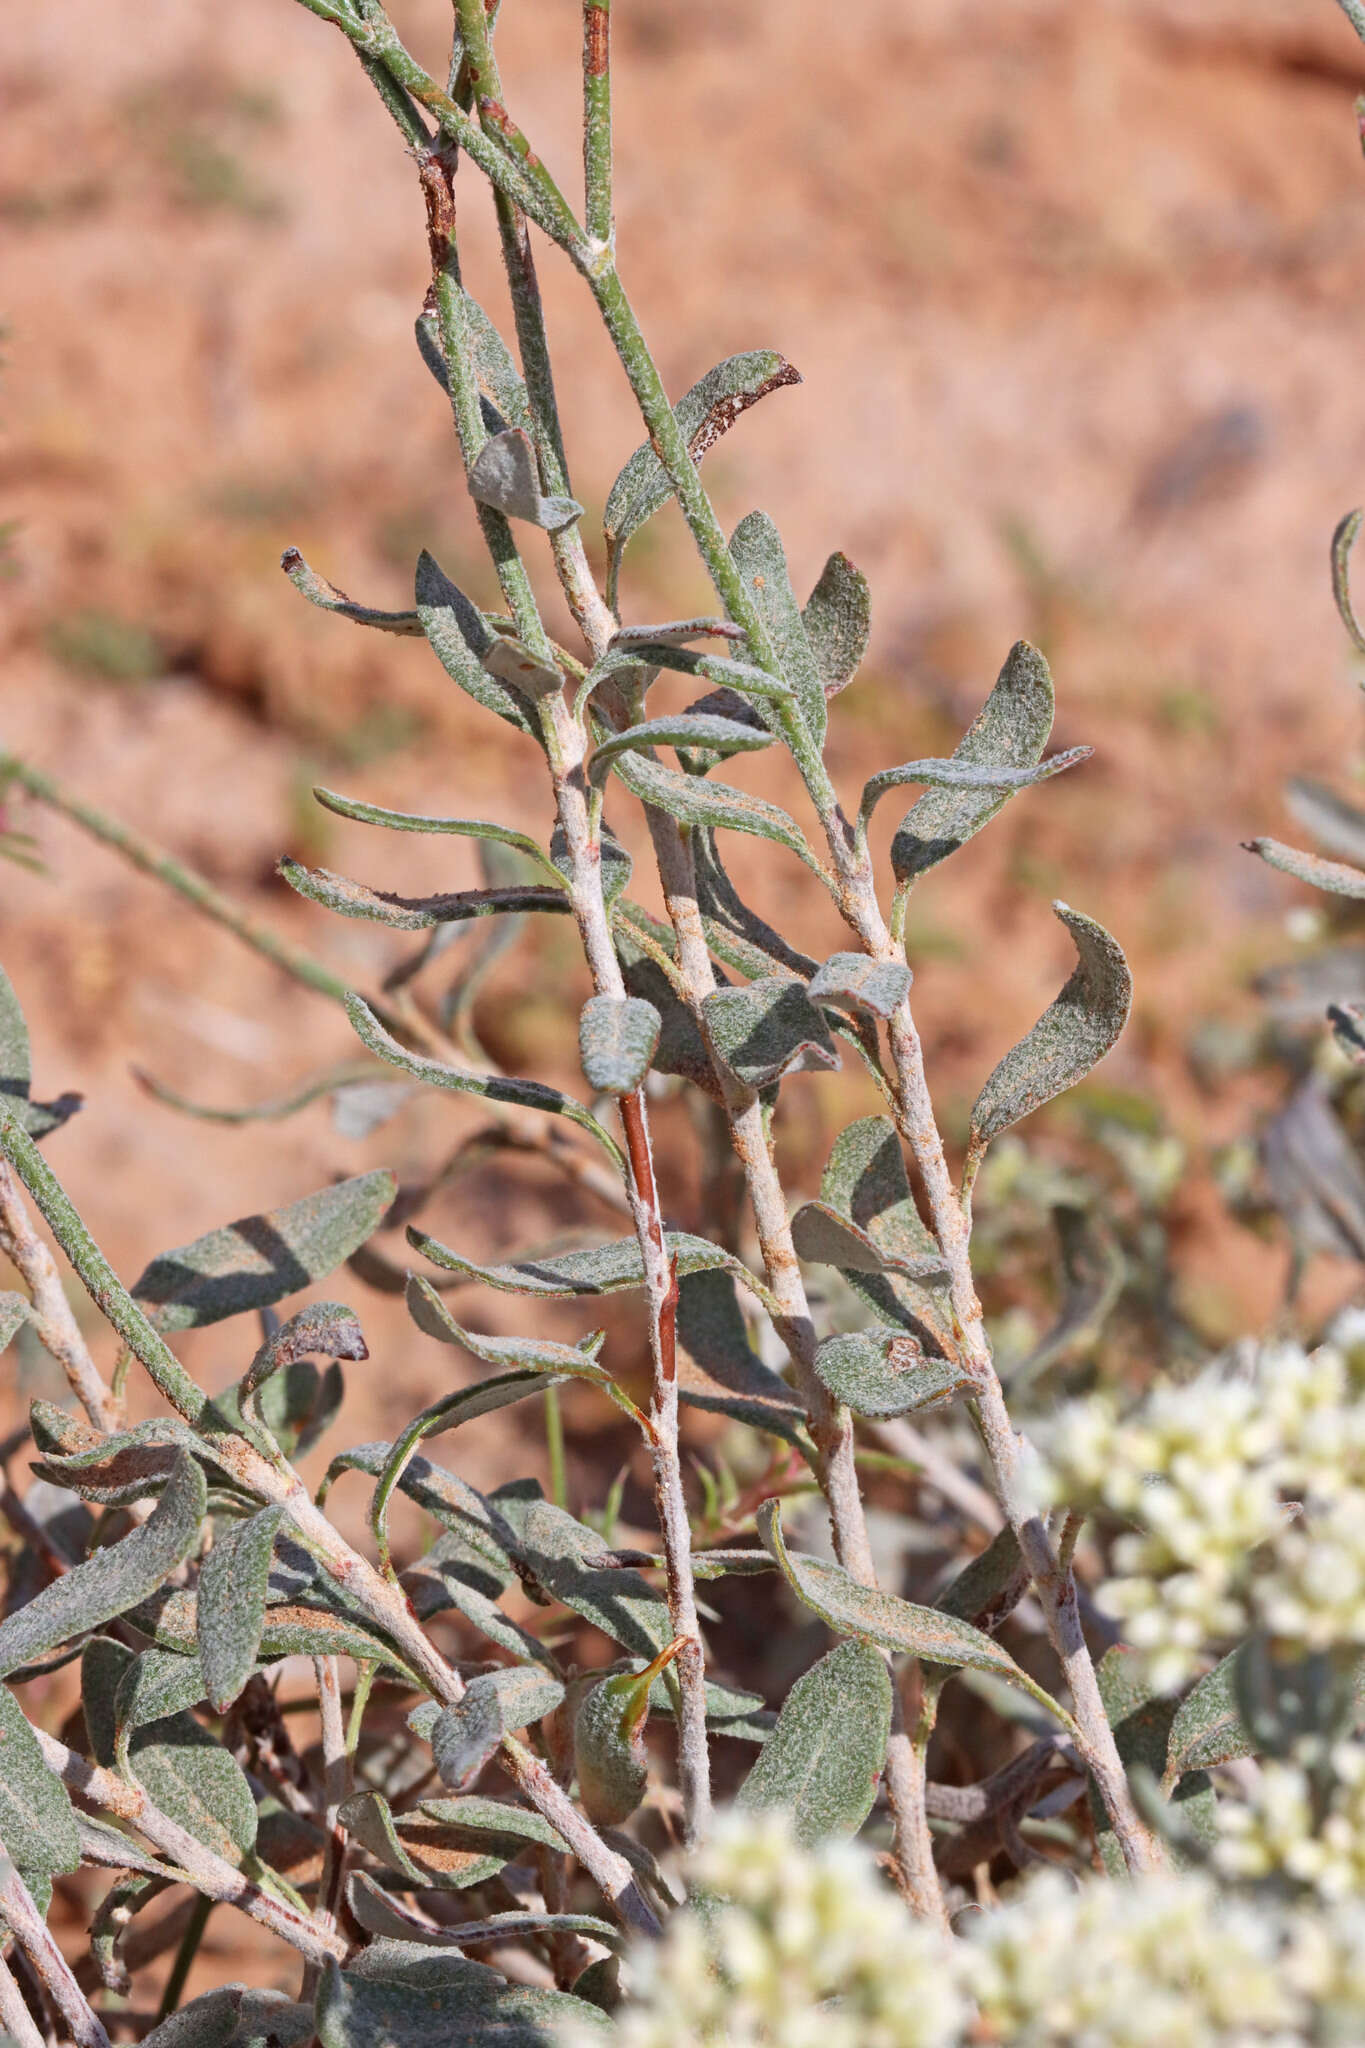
[702,977,840,1091]
[730,510,827,747]
[518,1501,672,1662]
[0,1687,79,1917]
[1243,837,1365,900]
[132,1059,382,1128]
[280,858,570,931]
[482,635,563,699]
[968,902,1132,1152]
[579,641,795,712]
[414,550,538,739]
[861,747,1090,834]
[604,351,801,607]
[802,551,870,699]
[409,1223,771,1310]
[737,1639,890,1845]
[131,1169,395,1331]
[336,1789,505,1893]
[0,1291,29,1351]
[346,993,625,1171]
[0,1453,207,1680]
[757,1501,1077,1729]
[609,750,825,878]
[280,549,422,635]
[198,1504,286,1712]
[607,618,744,652]
[578,995,661,1096]
[467,427,583,533]
[312,786,565,884]
[891,640,1056,883]
[587,714,774,786]
[1331,506,1365,657]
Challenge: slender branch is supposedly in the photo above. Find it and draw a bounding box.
[311,1657,352,1946]
[0,1952,46,2048]
[153,1894,212,2025]
[0,1165,121,1432]
[581,1,613,249]
[0,1847,111,2048]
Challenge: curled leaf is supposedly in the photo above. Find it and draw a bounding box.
[969,902,1132,1151]
[862,747,1090,833]
[468,428,583,532]
[280,859,569,930]
[813,1328,972,1418]
[280,549,422,635]
[702,978,839,1090]
[1243,837,1365,900]
[409,1225,764,1306]
[587,714,774,786]
[806,953,911,1023]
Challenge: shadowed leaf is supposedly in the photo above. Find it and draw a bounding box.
[316,1955,608,2046]
[0,965,81,1138]
[408,1226,762,1304]
[606,750,821,872]
[415,551,538,738]
[1331,506,1365,657]
[280,859,569,930]
[0,1686,79,1917]
[427,1671,565,1791]
[702,978,839,1089]
[790,1201,946,1281]
[1093,1647,1216,1875]
[132,1170,395,1331]
[468,428,583,532]
[807,954,912,1023]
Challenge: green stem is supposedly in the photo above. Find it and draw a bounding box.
[544,1383,568,1510]
[582,1,613,247]
[154,1892,212,2021]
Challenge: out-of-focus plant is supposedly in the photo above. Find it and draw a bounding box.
[2,2,1365,2042]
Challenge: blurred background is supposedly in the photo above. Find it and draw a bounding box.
[6,0,1365,1479]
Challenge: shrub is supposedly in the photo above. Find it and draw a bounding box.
[2,2,1365,2043]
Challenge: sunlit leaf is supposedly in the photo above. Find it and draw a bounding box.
[280,548,423,636]
[280,858,570,930]
[702,977,839,1090]
[813,1328,972,1417]
[806,953,911,1023]
[415,550,538,738]
[468,427,583,533]
[1243,836,1365,900]
[736,1639,889,1844]
[198,1504,286,1712]
[578,994,661,1095]
[0,1685,79,1917]
[802,551,869,700]
[730,510,827,746]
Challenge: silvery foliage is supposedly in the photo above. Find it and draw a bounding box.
[0,3,1362,2043]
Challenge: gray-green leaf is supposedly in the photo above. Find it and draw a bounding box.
[806,954,911,1023]
[280,549,422,636]
[199,1505,286,1712]
[408,1226,759,1304]
[607,749,821,875]
[468,428,582,533]
[578,995,660,1095]
[603,352,800,607]
[736,1639,889,1844]
[813,1329,972,1418]
[802,552,870,700]
[280,859,568,931]
[790,1201,946,1281]
[132,1170,395,1331]
[968,902,1132,1150]
[0,1685,79,1916]
[1244,836,1365,900]
[414,550,538,738]
[0,965,81,1138]
[890,640,1056,883]
[702,978,839,1090]
[0,1454,206,1679]
[587,714,773,786]
[729,510,826,746]
[428,1670,565,1792]
[315,1956,608,2047]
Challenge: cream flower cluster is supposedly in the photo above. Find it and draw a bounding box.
[560,1810,1365,2047]
[1215,1741,1365,1902]
[1034,1322,1365,1690]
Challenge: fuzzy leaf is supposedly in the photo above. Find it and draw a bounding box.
[337,1791,504,1892]
[603,351,801,603]
[404,1277,606,1376]
[409,1226,755,1302]
[468,428,583,533]
[413,1796,568,1859]
[482,636,563,699]
[312,787,562,882]
[802,552,870,699]
[757,1501,1073,1725]
[114,1646,211,1739]
[814,1117,956,1349]
[240,1303,368,1402]
[1094,1648,1216,1874]
[0,1290,29,1351]
[1166,1646,1259,1780]
[969,903,1132,1149]
[316,1957,608,2047]
[737,1639,889,1844]
[551,822,634,915]
[131,1171,394,1332]
[346,994,622,1166]
[729,510,827,745]
[890,640,1055,882]
[790,1201,946,1281]
[608,618,743,652]
[1331,505,1365,657]
[198,1505,286,1712]
[416,293,533,437]
[0,1686,79,1916]
[520,1501,671,1660]
[806,954,912,1023]
[607,747,821,874]
[0,1454,206,1679]
[862,748,1089,832]
[1244,836,1365,899]
[429,1671,565,1791]
[280,858,569,931]
[813,1329,971,1418]
[935,1528,1025,1628]
[131,1714,259,1862]
[582,642,796,710]
[415,551,538,738]
[578,995,660,1095]
[587,714,774,786]
[676,1269,807,1442]
[702,978,839,1090]
[280,549,422,636]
